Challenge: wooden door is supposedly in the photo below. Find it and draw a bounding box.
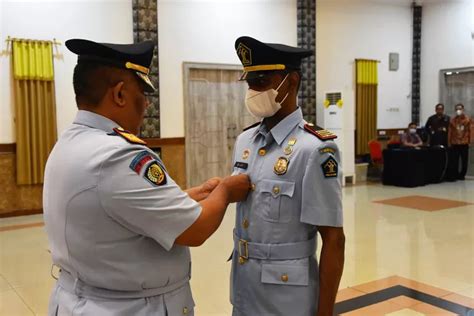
[185,66,255,188]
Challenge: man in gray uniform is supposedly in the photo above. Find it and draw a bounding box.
[43,39,249,316]
[230,36,345,316]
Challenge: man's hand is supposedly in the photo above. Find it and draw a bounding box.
[201,177,222,196]
[175,174,250,247]
[186,177,222,202]
[220,174,251,203]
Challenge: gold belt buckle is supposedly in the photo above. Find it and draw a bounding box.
[238,239,249,264]
[50,264,61,280]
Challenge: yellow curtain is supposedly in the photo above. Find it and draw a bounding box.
[12,40,57,185]
[355,59,378,156]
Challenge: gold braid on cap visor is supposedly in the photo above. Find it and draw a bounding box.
[125,61,149,74]
[243,64,286,72]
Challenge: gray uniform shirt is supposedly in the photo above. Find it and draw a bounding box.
[43,110,201,315]
[230,108,343,316]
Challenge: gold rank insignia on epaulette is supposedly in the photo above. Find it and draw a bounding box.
[243,122,261,131]
[112,127,147,145]
[304,124,337,141]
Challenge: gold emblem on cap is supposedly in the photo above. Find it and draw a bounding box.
[135,72,156,91]
[274,157,289,175]
[236,43,252,66]
[242,149,250,160]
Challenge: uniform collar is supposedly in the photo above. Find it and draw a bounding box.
[73,110,120,133]
[269,108,304,146]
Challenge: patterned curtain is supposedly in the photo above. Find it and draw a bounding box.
[355,59,378,156]
[12,40,57,184]
[133,0,160,138]
[297,0,316,125]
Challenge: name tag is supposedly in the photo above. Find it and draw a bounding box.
[234,162,248,170]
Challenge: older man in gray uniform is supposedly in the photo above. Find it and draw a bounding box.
[43,39,249,316]
[230,36,345,316]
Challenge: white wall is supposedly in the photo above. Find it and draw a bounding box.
[158,0,296,138]
[0,0,133,144]
[420,0,473,122]
[472,0,474,65]
[317,0,413,131]
[316,0,412,177]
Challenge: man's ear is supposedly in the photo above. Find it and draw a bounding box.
[112,81,126,107]
[289,71,301,92]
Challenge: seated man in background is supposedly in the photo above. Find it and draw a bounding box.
[401,122,423,148]
[425,103,450,147]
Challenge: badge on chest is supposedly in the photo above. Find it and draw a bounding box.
[274,157,289,175]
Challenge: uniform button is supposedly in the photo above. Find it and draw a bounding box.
[243,218,249,229]
[272,186,280,194]
[258,148,266,156]
[281,274,289,282]
[183,307,188,314]
[239,257,246,265]
[250,183,256,191]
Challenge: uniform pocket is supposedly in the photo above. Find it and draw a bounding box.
[261,263,309,286]
[256,179,295,223]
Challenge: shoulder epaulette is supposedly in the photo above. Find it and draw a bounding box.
[304,124,337,141]
[243,122,261,132]
[111,127,147,145]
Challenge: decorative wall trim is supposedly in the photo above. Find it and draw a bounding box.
[297,0,316,125]
[133,0,160,138]
[0,144,16,153]
[411,5,422,124]
[146,137,185,148]
[0,209,43,218]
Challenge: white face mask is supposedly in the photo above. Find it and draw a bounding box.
[456,109,463,116]
[244,74,289,119]
[409,128,417,134]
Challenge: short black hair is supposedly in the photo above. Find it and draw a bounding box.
[435,103,444,109]
[408,122,417,127]
[455,103,464,109]
[72,61,127,107]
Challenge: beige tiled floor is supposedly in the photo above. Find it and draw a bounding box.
[0,180,473,315]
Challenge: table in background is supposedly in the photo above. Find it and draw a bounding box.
[382,147,448,187]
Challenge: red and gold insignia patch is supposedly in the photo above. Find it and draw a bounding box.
[113,128,147,145]
[144,162,167,186]
[129,151,154,174]
[304,124,337,141]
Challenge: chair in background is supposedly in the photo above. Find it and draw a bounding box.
[368,139,383,179]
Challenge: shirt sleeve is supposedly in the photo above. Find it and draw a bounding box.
[300,141,343,227]
[98,146,201,251]
[425,117,432,131]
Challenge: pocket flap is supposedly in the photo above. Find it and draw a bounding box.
[259,180,295,197]
[261,264,308,286]
[165,284,195,315]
